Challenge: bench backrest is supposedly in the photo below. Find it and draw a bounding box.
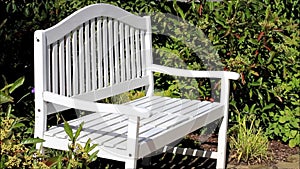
[34,4,152,105]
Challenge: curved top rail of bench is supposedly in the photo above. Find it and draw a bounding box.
[42,3,149,44]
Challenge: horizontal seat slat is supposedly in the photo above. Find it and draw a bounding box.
[45,112,110,137]
[182,102,220,117]
[140,113,168,126]
[126,96,167,108]
[89,122,128,144]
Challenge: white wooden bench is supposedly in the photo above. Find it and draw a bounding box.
[34,3,239,169]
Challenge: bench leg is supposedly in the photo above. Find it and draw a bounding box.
[125,159,137,169]
[216,118,227,169]
[126,116,140,169]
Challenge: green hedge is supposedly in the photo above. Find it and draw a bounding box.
[0,0,299,147]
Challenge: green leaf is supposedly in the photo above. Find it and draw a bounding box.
[279,116,287,123]
[9,76,25,94]
[21,138,45,145]
[0,91,13,104]
[84,138,91,151]
[12,122,25,129]
[290,130,297,138]
[64,121,74,141]
[290,121,299,128]
[88,143,98,153]
[262,103,275,112]
[74,122,84,141]
[89,150,99,162]
[288,138,298,148]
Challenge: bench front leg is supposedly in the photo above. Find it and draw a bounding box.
[125,116,140,169]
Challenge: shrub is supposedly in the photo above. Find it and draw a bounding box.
[0,76,45,168]
[229,113,269,164]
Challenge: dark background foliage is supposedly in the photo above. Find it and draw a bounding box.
[0,0,299,147]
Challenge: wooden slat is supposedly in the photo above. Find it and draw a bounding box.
[72,77,149,102]
[65,34,71,96]
[51,43,58,93]
[114,20,120,84]
[84,22,91,92]
[102,18,109,87]
[58,40,65,95]
[47,47,51,91]
[72,30,78,95]
[108,18,114,85]
[119,23,125,82]
[125,25,130,80]
[91,19,97,90]
[79,26,85,94]
[130,27,136,78]
[140,30,146,76]
[96,18,103,88]
[135,29,141,77]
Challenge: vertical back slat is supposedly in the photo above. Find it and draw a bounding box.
[108,18,114,85]
[97,18,103,88]
[130,27,136,78]
[119,23,125,82]
[47,47,51,91]
[72,31,78,95]
[91,19,97,90]
[125,25,130,80]
[102,18,108,87]
[135,29,141,77]
[66,34,71,96]
[84,22,91,92]
[51,43,58,93]
[140,30,146,76]
[79,26,85,93]
[114,20,120,84]
[58,40,65,95]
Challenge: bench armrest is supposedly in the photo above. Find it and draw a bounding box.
[147,64,239,80]
[43,91,151,118]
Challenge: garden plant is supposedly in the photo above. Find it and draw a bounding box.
[0,0,299,168]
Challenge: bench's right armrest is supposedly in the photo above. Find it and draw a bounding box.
[147,64,240,80]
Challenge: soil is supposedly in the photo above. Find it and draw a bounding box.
[188,133,300,168]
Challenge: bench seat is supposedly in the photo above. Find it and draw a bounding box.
[43,96,223,160]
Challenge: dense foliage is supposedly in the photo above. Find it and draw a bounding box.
[0,0,298,157]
